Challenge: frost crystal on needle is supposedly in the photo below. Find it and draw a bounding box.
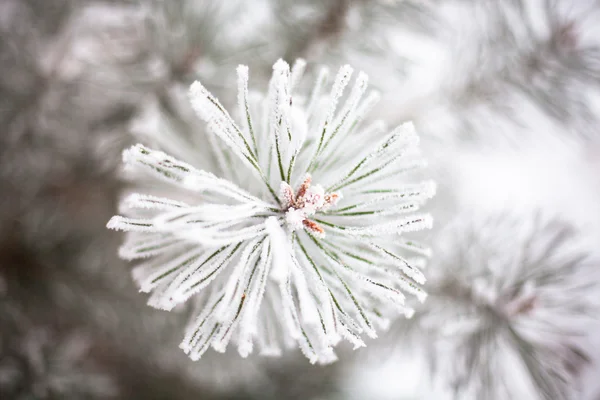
[108,59,435,363]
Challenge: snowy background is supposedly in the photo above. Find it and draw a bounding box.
[1,0,600,399]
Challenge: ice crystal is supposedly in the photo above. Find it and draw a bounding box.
[108,59,435,363]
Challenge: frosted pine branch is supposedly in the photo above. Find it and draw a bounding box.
[108,59,435,363]
[0,328,118,399]
[416,214,599,400]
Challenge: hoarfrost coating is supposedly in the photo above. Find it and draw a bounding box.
[108,59,435,363]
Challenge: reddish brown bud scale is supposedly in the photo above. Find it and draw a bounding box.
[324,193,339,206]
[295,175,312,200]
[303,219,325,235]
